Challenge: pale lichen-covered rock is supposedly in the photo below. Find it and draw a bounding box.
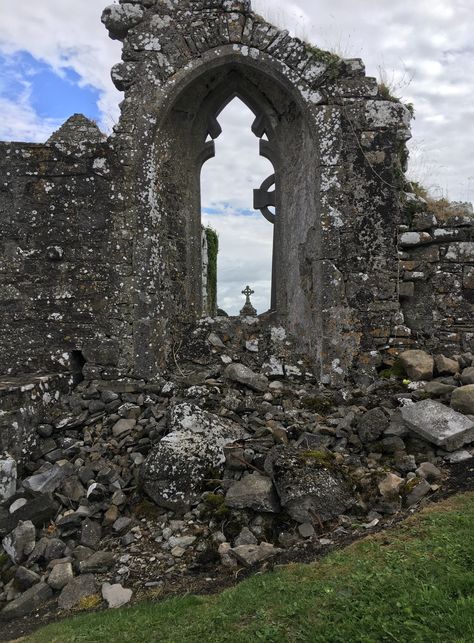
[264,447,353,523]
[142,403,248,511]
[399,350,434,381]
[2,520,36,564]
[401,400,474,451]
[101,3,145,40]
[0,453,16,502]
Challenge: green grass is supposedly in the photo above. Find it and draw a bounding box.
[28,493,474,643]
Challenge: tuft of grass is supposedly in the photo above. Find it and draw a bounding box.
[27,493,474,643]
[74,594,102,612]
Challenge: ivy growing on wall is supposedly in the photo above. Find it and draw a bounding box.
[205,226,219,315]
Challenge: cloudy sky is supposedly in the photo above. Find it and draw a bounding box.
[0,0,472,313]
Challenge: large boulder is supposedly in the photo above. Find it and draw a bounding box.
[434,355,459,376]
[401,400,474,451]
[142,404,248,511]
[264,447,353,523]
[451,385,474,416]
[225,474,280,513]
[399,350,434,381]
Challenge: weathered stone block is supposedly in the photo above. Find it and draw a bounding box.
[401,400,474,451]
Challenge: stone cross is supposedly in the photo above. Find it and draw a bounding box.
[240,285,257,316]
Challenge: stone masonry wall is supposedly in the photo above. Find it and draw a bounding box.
[397,198,474,356]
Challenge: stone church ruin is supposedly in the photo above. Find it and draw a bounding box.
[0,0,473,625]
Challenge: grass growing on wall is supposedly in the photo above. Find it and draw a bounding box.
[205,226,219,316]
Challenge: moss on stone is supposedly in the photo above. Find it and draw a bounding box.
[205,227,219,316]
[300,450,335,468]
[303,395,334,415]
[380,360,405,380]
[75,594,102,611]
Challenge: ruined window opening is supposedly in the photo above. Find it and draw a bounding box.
[200,97,275,317]
[69,350,86,385]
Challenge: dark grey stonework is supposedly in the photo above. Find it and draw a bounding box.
[0,0,472,386]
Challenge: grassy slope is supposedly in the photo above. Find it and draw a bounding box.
[28,493,474,643]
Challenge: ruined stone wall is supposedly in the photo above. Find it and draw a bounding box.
[398,199,474,356]
[0,116,124,376]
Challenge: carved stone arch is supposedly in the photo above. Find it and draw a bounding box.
[132,48,324,368]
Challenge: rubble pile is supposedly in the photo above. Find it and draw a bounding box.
[1,318,473,622]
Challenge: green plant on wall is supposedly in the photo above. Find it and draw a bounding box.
[205,226,219,316]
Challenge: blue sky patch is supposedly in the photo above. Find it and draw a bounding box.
[0,51,101,122]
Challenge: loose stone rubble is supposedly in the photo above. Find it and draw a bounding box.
[1,318,473,623]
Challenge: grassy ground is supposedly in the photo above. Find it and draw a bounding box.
[27,493,474,643]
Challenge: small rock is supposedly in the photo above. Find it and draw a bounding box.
[378,473,404,498]
[405,479,431,506]
[14,566,41,591]
[1,582,52,621]
[445,450,472,464]
[416,462,442,482]
[358,408,389,443]
[298,523,315,538]
[399,350,434,381]
[234,527,257,547]
[113,517,133,534]
[102,582,133,609]
[451,385,474,416]
[112,419,136,438]
[79,551,115,574]
[58,575,97,610]
[2,520,36,564]
[48,562,74,590]
[434,355,459,376]
[81,520,102,550]
[460,367,474,385]
[208,332,225,349]
[0,453,17,502]
[225,474,280,513]
[224,363,269,393]
[230,542,281,567]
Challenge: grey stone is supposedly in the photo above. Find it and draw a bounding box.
[2,520,36,564]
[445,450,472,463]
[80,519,102,549]
[0,453,16,502]
[358,408,389,443]
[434,355,459,376]
[378,473,404,498]
[0,582,52,621]
[230,542,281,567]
[14,566,41,591]
[112,418,136,438]
[113,517,133,533]
[265,447,353,524]
[225,474,280,513]
[143,403,247,511]
[405,479,431,506]
[79,551,115,574]
[224,363,269,393]
[422,381,457,397]
[102,582,133,609]
[399,350,434,381]
[234,527,257,547]
[22,463,71,494]
[58,574,97,611]
[416,462,442,482]
[401,400,474,451]
[298,523,315,538]
[451,385,474,417]
[48,562,74,590]
[460,367,474,385]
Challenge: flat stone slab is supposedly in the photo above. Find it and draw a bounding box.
[401,400,474,451]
